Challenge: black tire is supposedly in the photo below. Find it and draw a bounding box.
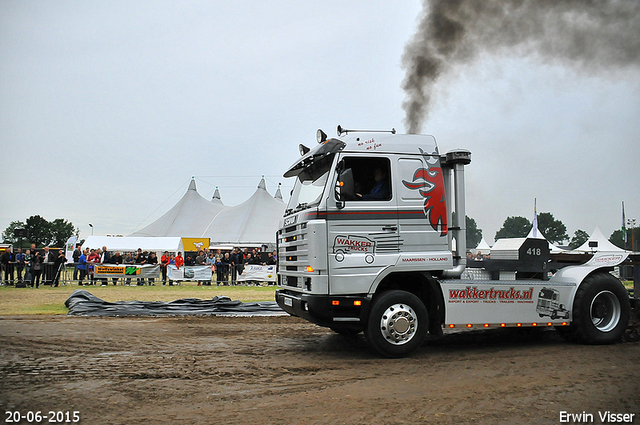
[365,290,428,358]
[569,272,630,344]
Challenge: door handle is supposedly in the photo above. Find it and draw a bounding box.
[382,226,397,231]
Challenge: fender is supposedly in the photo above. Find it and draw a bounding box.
[549,252,630,318]
[549,252,629,286]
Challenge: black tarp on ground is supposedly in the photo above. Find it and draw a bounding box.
[65,289,286,317]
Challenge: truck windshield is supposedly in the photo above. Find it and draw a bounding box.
[285,156,333,214]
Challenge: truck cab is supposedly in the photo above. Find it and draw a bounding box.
[276,127,630,357]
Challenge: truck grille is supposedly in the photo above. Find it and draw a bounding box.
[278,222,308,289]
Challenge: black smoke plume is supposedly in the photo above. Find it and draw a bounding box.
[402,0,640,134]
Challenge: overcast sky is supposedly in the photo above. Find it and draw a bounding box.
[1,1,638,244]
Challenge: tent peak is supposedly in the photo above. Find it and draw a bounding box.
[188,178,197,191]
[212,187,221,200]
[258,176,266,190]
[274,183,283,200]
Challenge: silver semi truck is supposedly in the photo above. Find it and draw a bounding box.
[275,127,631,357]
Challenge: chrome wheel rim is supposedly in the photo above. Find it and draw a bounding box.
[590,290,621,332]
[380,303,418,345]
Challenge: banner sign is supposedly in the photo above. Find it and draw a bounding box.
[93,264,160,278]
[167,265,213,281]
[585,252,629,267]
[181,238,210,252]
[65,236,77,264]
[236,264,276,283]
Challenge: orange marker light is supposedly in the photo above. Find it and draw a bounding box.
[331,300,340,306]
[547,323,553,327]
[353,300,362,306]
[516,323,522,327]
[532,323,538,327]
[448,324,455,328]
[466,324,473,328]
[500,323,506,327]
[562,322,568,326]
[306,266,315,272]
[483,324,490,328]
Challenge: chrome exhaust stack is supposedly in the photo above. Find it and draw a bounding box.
[440,149,471,278]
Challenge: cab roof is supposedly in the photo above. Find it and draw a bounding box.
[284,132,439,178]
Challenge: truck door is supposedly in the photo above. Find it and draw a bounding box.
[395,154,452,265]
[327,155,399,295]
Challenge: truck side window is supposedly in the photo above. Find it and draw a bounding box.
[338,157,392,201]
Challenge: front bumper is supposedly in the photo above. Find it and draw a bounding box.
[276,289,371,329]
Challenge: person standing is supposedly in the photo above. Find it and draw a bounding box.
[72,245,81,281]
[215,253,223,286]
[173,252,184,285]
[23,249,32,287]
[77,249,87,286]
[206,252,216,286]
[169,253,176,285]
[99,246,110,286]
[42,247,55,286]
[135,248,147,286]
[52,250,67,287]
[123,252,134,285]
[174,252,184,269]
[147,252,158,285]
[195,250,205,265]
[15,248,26,286]
[160,251,170,285]
[194,250,205,286]
[31,251,43,288]
[111,251,123,285]
[265,251,276,266]
[221,252,232,285]
[1,247,14,285]
[234,248,245,281]
[87,249,100,285]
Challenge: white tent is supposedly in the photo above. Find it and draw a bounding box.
[81,236,183,253]
[211,187,224,205]
[130,178,228,237]
[526,225,565,253]
[128,177,285,247]
[472,237,491,254]
[202,177,285,246]
[274,184,283,200]
[576,227,626,253]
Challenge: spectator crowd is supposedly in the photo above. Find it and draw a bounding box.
[1,244,277,288]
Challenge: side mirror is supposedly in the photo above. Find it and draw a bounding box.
[335,168,356,202]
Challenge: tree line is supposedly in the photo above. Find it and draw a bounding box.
[1,213,636,252]
[466,212,637,251]
[1,215,78,249]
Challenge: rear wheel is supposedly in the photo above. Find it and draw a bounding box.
[569,272,630,344]
[365,290,428,357]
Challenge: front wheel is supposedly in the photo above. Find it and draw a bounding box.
[570,272,630,344]
[365,290,428,357]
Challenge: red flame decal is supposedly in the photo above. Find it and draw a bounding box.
[402,167,448,236]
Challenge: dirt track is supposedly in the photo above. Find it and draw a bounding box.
[1,314,639,425]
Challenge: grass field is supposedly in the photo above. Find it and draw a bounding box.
[1,280,634,316]
[0,282,278,315]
